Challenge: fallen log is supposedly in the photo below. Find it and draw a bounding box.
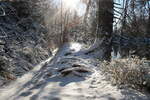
[60,67,93,77]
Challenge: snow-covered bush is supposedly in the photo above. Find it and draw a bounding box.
[101,57,150,90]
[0,1,51,86]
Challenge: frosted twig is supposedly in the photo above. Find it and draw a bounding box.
[0,6,6,16]
[0,27,7,38]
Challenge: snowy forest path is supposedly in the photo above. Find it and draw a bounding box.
[0,42,150,100]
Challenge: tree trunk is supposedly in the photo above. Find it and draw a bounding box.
[147,2,150,37]
[84,0,91,23]
[85,0,113,61]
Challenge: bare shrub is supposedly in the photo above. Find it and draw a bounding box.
[101,57,150,90]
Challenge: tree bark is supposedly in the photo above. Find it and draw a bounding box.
[97,0,113,60]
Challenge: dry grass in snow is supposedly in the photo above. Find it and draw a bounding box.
[101,57,150,91]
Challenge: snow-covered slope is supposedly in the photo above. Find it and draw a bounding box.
[0,43,150,100]
[0,1,51,85]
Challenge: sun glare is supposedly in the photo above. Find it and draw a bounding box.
[55,0,86,16]
[62,0,79,10]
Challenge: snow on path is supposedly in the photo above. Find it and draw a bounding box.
[0,43,150,100]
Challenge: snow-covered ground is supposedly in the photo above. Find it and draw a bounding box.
[0,43,150,100]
